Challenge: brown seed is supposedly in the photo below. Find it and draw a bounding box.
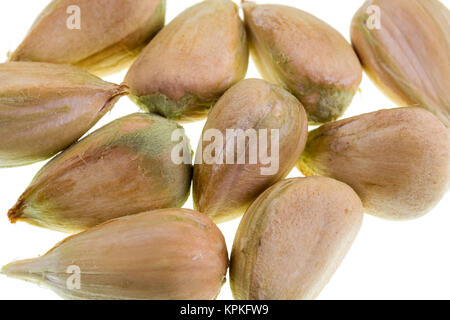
[0,62,127,168]
[230,177,363,300]
[10,0,166,76]
[193,79,308,223]
[2,209,228,300]
[298,108,450,220]
[351,0,450,127]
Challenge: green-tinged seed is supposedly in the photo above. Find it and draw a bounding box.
[2,209,228,300]
[243,2,362,125]
[8,113,193,233]
[0,62,127,168]
[124,0,249,122]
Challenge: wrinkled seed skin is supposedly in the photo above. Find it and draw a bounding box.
[243,2,362,125]
[351,0,450,127]
[10,0,166,76]
[193,79,308,223]
[230,177,363,300]
[298,108,450,220]
[2,209,228,300]
[0,62,127,168]
[8,113,193,233]
[124,0,249,122]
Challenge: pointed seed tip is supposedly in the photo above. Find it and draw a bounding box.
[0,261,31,281]
[7,198,24,224]
[0,263,15,277]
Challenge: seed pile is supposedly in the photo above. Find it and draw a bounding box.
[0,0,449,300]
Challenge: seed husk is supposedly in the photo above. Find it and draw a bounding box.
[351,0,450,127]
[193,78,308,223]
[298,107,450,220]
[2,208,228,300]
[243,1,362,125]
[9,0,166,77]
[230,177,363,300]
[124,0,249,122]
[8,113,193,233]
[0,62,127,168]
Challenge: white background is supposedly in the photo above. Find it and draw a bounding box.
[0,0,449,300]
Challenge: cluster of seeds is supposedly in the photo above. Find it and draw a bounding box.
[0,0,448,300]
